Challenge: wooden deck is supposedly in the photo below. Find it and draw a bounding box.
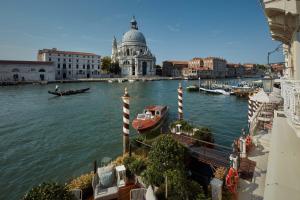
[172,134,231,167]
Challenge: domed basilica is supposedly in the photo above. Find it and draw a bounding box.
[111,16,156,77]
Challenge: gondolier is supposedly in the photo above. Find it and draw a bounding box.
[55,85,60,92]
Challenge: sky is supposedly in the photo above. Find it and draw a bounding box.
[0,0,284,65]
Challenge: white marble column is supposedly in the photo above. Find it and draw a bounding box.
[293,32,300,80]
[239,137,247,158]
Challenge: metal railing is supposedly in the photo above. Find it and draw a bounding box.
[281,80,300,125]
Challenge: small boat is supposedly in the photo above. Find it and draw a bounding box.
[186,85,199,92]
[108,79,114,83]
[199,87,230,95]
[132,105,168,133]
[118,79,124,83]
[48,88,90,96]
[128,79,135,83]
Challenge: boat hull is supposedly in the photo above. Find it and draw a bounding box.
[132,106,168,133]
[48,88,90,96]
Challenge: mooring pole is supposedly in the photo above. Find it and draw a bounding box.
[178,82,183,120]
[122,87,130,155]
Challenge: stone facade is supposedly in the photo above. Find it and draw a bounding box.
[162,60,188,77]
[0,60,55,82]
[111,16,156,77]
[37,48,101,80]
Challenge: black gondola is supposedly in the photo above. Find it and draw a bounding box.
[48,88,90,96]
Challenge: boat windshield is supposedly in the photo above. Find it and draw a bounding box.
[137,114,146,119]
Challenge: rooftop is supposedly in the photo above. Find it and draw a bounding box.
[0,60,54,65]
[38,48,100,57]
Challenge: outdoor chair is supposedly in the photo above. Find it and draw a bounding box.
[92,165,119,200]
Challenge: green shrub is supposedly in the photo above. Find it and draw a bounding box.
[23,182,75,200]
[123,154,147,176]
[142,135,186,186]
[193,127,214,145]
[66,172,93,198]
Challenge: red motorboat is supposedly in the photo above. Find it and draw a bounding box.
[132,105,169,133]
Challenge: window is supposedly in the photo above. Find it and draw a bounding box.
[69,59,71,62]
[49,58,51,61]
[58,54,60,56]
[92,65,94,69]
[12,68,20,72]
[83,65,85,69]
[98,65,100,69]
[68,71,71,75]
[88,60,90,63]
[76,64,79,69]
[69,64,71,68]
[58,71,60,75]
[63,64,66,69]
[39,69,46,72]
[57,64,60,68]
[58,58,60,62]
[63,58,66,62]
[87,65,90,69]
[76,59,79,63]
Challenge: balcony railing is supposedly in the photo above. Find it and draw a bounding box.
[281,80,300,125]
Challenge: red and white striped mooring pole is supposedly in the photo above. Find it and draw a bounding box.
[178,82,183,120]
[122,87,130,155]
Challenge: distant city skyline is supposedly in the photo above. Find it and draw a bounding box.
[0,0,284,65]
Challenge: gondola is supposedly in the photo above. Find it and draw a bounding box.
[48,88,90,96]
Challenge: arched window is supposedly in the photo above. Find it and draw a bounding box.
[39,69,46,72]
[126,49,130,56]
[12,68,20,72]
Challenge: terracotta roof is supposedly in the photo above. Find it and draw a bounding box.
[164,60,188,65]
[0,60,54,65]
[38,48,100,56]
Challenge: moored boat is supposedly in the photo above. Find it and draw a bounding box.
[132,105,168,133]
[199,87,231,95]
[186,85,199,92]
[48,88,90,96]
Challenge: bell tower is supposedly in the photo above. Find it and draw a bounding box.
[111,36,118,63]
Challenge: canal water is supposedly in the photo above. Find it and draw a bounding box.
[0,80,248,199]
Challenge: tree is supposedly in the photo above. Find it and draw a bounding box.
[101,56,111,73]
[109,61,121,74]
[142,135,186,186]
[23,182,75,200]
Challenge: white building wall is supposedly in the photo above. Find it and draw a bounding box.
[0,62,55,82]
[38,49,102,80]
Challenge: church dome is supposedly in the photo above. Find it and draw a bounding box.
[122,29,146,45]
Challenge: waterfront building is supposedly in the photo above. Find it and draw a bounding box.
[37,48,101,80]
[270,63,284,75]
[183,57,227,78]
[162,60,188,77]
[203,57,227,78]
[243,63,258,75]
[226,63,245,77]
[188,57,203,68]
[0,60,55,82]
[242,1,300,199]
[111,16,156,77]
